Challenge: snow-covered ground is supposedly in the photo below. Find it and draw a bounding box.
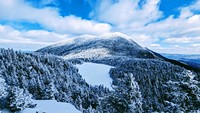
[51,32,131,48]
[63,48,111,60]
[1,100,81,113]
[76,62,113,89]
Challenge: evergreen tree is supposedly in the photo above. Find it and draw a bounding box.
[0,76,8,109]
[163,71,200,112]
[100,73,143,113]
[75,95,83,110]
[7,86,36,112]
[44,81,58,99]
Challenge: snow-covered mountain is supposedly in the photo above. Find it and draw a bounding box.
[0,33,199,113]
[37,33,157,62]
[36,33,200,112]
[37,33,199,72]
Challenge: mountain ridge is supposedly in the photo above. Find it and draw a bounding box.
[37,33,199,72]
[37,33,157,62]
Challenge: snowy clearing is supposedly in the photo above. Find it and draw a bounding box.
[76,62,113,89]
[1,100,81,113]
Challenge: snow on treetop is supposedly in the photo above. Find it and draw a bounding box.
[99,32,131,40]
[63,48,111,60]
[51,34,96,47]
[49,32,136,48]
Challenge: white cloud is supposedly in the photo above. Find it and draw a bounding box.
[192,43,200,47]
[0,0,111,35]
[150,44,161,47]
[130,34,158,47]
[92,0,162,26]
[164,37,200,44]
[0,25,68,51]
[91,0,163,46]
[188,0,200,10]
[91,0,200,54]
[0,0,200,54]
[151,45,200,54]
[22,30,68,42]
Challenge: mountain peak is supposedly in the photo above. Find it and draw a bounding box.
[77,32,130,39]
[36,32,157,61]
[100,32,130,39]
[52,32,133,48]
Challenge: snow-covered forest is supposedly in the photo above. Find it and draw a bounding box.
[0,47,199,112]
[0,33,199,113]
[36,34,200,112]
[0,49,111,112]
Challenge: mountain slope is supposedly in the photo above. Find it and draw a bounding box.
[37,33,157,62]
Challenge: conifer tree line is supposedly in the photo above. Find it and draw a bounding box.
[0,48,199,112]
[0,49,109,112]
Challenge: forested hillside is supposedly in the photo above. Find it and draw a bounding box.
[1,35,200,113]
[35,33,200,112]
[0,49,111,112]
[110,59,200,112]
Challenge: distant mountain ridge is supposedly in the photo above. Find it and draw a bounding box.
[162,53,200,71]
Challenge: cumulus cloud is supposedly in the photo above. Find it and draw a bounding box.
[0,0,111,35]
[164,37,200,44]
[92,0,162,26]
[129,34,159,47]
[90,0,163,49]
[91,0,200,54]
[153,45,200,54]
[0,25,68,51]
[192,43,200,47]
[0,0,200,54]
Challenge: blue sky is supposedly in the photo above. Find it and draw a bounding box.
[0,0,200,54]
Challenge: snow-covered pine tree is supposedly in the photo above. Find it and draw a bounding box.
[75,95,82,110]
[126,73,143,113]
[7,86,36,112]
[100,73,143,113]
[163,71,200,112]
[43,81,58,99]
[0,76,8,109]
[0,48,111,112]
